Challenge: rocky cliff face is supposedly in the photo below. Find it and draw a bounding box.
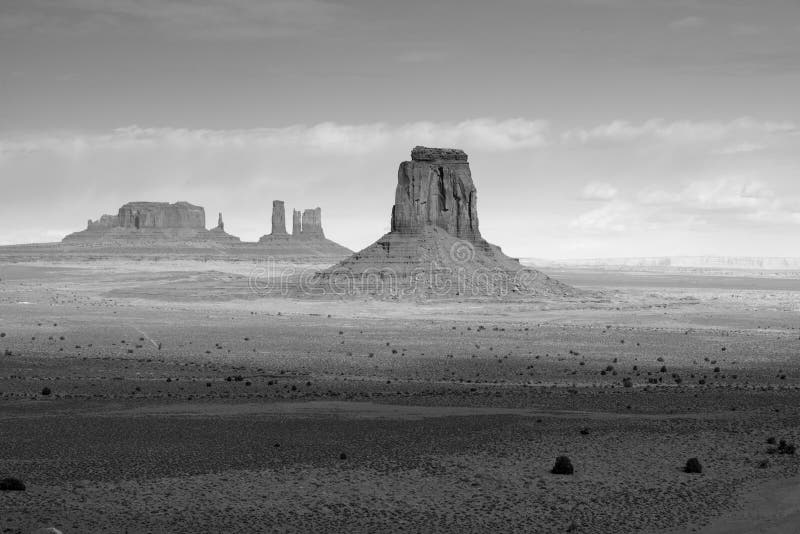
[292,210,302,236]
[64,201,240,245]
[271,201,288,235]
[301,208,324,237]
[311,147,575,299]
[391,146,480,243]
[117,202,206,229]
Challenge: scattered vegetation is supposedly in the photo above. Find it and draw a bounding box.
[551,456,574,475]
[684,458,703,474]
[0,477,25,491]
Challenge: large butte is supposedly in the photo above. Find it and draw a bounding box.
[311,146,575,299]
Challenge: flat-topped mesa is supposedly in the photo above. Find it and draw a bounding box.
[117,201,206,229]
[271,200,288,235]
[64,201,241,244]
[410,146,468,162]
[300,208,324,238]
[391,146,480,243]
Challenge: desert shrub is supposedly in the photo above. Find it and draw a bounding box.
[41,387,51,396]
[579,428,590,435]
[0,477,25,491]
[339,452,347,460]
[551,456,574,475]
[684,458,703,474]
[622,377,633,388]
[778,440,796,455]
[767,436,777,444]
[758,459,770,469]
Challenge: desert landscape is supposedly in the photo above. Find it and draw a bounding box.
[3,1,800,532]
[2,147,799,533]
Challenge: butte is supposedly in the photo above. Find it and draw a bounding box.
[310,146,575,299]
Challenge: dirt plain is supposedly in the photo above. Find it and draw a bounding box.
[1,257,799,533]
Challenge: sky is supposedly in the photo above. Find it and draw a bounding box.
[1,0,799,258]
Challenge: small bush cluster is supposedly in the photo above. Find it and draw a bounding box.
[767,439,796,455]
[551,456,574,475]
[684,457,703,474]
[0,477,25,491]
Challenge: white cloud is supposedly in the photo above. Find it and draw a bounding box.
[562,117,796,145]
[580,182,618,201]
[683,177,774,211]
[0,118,551,158]
[569,202,638,233]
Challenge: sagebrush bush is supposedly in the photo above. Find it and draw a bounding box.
[684,457,703,474]
[551,456,574,475]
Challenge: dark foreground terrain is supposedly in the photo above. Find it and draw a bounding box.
[1,261,799,533]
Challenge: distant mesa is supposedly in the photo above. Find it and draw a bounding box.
[63,201,240,245]
[258,201,350,255]
[310,146,575,299]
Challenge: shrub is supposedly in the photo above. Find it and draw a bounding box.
[339,452,347,460]
[758,459,770,469]
[778,440,796,455]
[622,377,633,388]
[767,436,777,445]
[684,458,703,474]
[551,456,574,475]
[41,387,51,396]
[0,477,25,491]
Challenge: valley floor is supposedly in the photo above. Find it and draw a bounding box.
[1,261,799,533]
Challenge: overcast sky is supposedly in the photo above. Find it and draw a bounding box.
[1,0,799,258]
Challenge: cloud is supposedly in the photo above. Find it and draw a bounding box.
[683,177,775,211]
[580,182,618,201]
[670,16,704,30]
[569,202,638,233]
[562,117,796,145]
[0,118,551,158]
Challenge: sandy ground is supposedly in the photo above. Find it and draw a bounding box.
[1,259,799,533]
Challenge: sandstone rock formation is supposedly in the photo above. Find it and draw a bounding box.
[117,201,205,230]
[310,147,575,299]
[292,210,302,236]
[257,201,349,256]
[63,201,240,245]
[301,208,324,238]
[271,201,288,236]
[391,147,479,242]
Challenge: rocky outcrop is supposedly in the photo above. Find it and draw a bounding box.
[391,146,480,242]
[258,202,346,256]
[292,210,302,236]
[63,201,240,245]
[117,201,205,229]
[310,147,575,299]
[271,201,288,235]
[301,208,324,238]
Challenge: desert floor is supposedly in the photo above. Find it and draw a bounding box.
[1,259,799,533]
